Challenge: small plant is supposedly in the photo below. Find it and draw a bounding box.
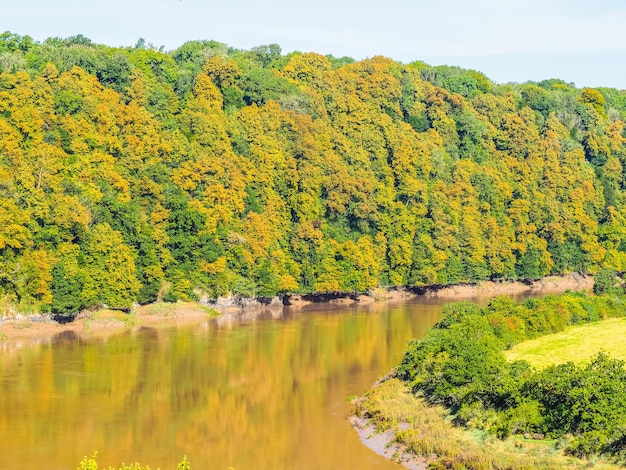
[198,306,219,317]
[76,453,190,470]
[77,452,98,470]
[0,331,8,341]
[98,309,137,326]
[112,463,151,470]
[12,319,32,330]
[176,456,190,470]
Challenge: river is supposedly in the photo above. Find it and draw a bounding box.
[0,296,521,469]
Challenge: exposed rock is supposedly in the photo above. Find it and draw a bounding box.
[205,295,283,314]
[414,274,593,299]
[199,274,594,315]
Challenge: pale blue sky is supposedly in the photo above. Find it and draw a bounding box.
[5,0,626,89]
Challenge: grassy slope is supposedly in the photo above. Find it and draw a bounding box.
[353,378,620,470]
[504,318,626,368]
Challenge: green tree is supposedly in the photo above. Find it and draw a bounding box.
[593,268,621,295]
[81,223,141,310]
[50,262,85,316]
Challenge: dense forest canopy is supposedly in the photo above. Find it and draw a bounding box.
[2,31,626,315]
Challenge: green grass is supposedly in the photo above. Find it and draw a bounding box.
[354,378,620,470]
[504,318,626,369]
[12,319,33,329]
[140,301,219,317]
[90,309,138,326]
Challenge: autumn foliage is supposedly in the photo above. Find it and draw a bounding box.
[1,32,626,314]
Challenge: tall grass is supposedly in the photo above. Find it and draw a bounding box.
[88,309,139,326]
[353,378,620,470]
[140,301,219,317]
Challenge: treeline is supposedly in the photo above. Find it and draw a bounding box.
[2,31,626,314]
[396,291,626,462]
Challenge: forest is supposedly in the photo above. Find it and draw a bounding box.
[2,31,626,316]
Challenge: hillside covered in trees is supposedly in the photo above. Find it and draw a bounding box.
[2,32,626,315]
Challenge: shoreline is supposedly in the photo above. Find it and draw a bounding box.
[212,272,593,311]
[349,414,427,470]
[0,273,593,347]
[0,302,217,349]
[351,284,626,470]
[349,377,619,470]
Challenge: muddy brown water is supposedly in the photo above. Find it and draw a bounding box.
[0,295,531,469]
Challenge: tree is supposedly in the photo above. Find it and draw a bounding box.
[81,223,141,310]
[50,262,85,315]
[593,268,621,295]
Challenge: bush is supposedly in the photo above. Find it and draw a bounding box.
[162,290,179,303]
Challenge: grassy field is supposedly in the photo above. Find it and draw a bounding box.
[504,317,626,369]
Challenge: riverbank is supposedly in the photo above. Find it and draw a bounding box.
[284,273,593,307]
[0,302,217,347]
[0,273,593,347]
[352,378,620,470]
[353,288,626,470]
[413,272,593,298]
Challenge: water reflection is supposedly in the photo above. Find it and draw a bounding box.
[0,298,479,469]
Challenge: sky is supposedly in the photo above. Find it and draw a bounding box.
[5,0,626,89]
